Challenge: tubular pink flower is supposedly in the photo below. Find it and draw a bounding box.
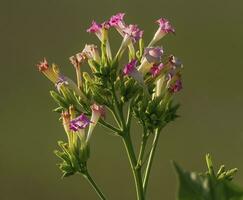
[87,20,112,60]
[109,13,125,27]
[87,20,110,40]
[123,24,143,42]
[86,104,105,143]
[87,21,104,41]
[148,18,175,47]
[109,13,126,36]
[144,47,163,63]
[116,25,143,59]
[138,47,164,74]
[87,21,102,34]
[157,18,175,34]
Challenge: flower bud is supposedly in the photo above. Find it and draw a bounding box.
[109,13,126,36]
[37,58,60,83]
[86,104,105,143]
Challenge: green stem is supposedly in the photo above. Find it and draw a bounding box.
[126,100,133,130]
[143,128,160,195]
[123,133,145,200]
[83,171,107,200]
[98,119,121,134]
[111,84,125,127]
[136,133,149,169]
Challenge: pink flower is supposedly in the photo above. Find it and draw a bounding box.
[144,47,163,63]
[109,13,126,28]
[115,25,143,59]
[156,18,175,34]
[87,21,102,34]
[91,103,106,119]
[123,59,144,85]
[138,47,164,74]
[123,24,143,42]
[150,63,164,77]
[86,103,105,142]
[148,18,175,47]
[123,59,138,75]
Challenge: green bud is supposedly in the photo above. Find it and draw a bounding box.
[139,38,144,58]
[217,165,226,176]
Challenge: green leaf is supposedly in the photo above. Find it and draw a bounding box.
[173,155,243,200]
[173,162,211,200]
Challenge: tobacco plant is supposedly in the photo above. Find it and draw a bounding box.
[37,13,243,200]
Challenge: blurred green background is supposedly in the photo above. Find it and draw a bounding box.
[1,0,243,199]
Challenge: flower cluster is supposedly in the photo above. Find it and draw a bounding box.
[37,12,183,183]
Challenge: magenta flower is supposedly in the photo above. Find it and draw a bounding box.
[123,24,143,42]
[123,59,138,75]
[109,13,125,27]
[123,59,144,85]
[148,18,175,47]
[87,20,112,60]
[87,20,102,34]
[70,114,91,132]
[116,25,143,58]
[150,63,164,77]
[157,18,175,34]
[169,79,182,93]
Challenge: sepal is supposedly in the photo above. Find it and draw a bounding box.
[54,140,90,178]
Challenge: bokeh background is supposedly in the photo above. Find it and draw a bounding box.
[1,0,243,199]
